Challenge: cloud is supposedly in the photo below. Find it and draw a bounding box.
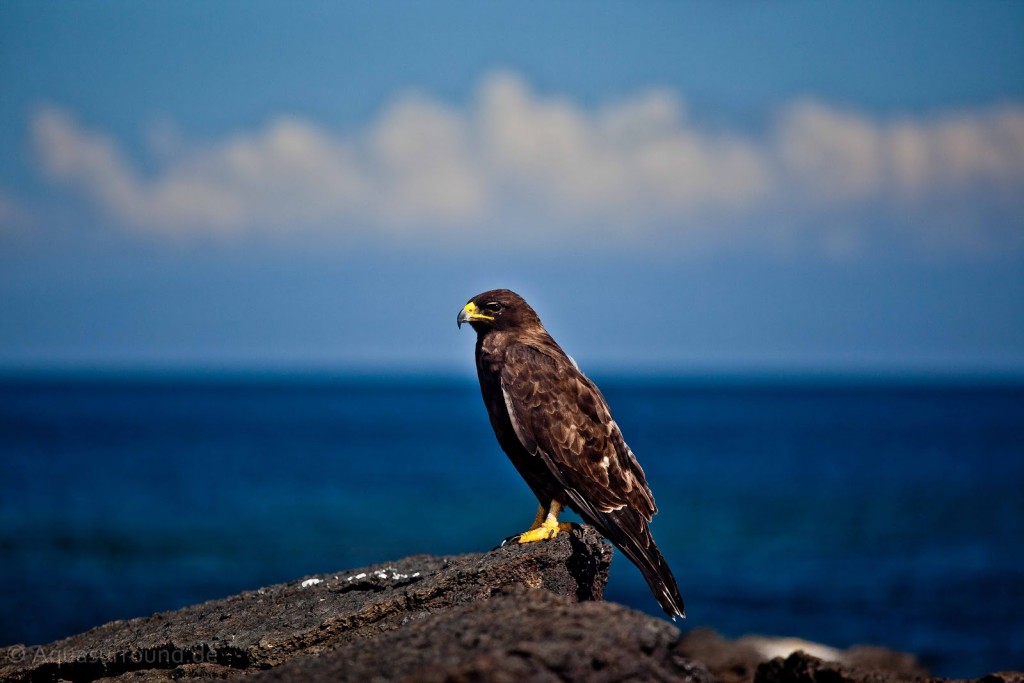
[32,96,496,238]
[775,101,1024,204]
[30,70,1024,249]
[477,75,772,220]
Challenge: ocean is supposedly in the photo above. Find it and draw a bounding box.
[0,374,1022,677]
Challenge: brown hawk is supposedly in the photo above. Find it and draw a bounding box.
[458,288,685,618]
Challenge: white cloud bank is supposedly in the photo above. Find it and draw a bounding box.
[30,70,1024,247]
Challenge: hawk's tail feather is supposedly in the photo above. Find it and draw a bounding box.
[593,508,685,619]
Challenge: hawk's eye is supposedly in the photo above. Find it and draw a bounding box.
[484,302,503,314]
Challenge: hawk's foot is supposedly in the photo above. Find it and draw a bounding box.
[496,500,577,548]
[514,518,577,544]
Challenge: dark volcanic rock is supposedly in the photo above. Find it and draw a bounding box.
[681,630,936,683]
[755,651,928,683]
[3,526,1019,683]
[0,527,611,682]
[678,628,766,683]
[253,587,711,683]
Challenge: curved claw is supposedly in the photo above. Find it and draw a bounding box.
[500,521,579,550]
[495,533,523,550]
[494,500,578,550]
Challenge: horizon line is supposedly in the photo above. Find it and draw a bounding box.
[2,360,1023,386]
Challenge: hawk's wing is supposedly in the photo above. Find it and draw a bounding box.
[499,342,656,521]
[499,341,685,619]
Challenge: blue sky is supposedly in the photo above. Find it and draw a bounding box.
[1,1,1023,376]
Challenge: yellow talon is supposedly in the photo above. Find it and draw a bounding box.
[517,517,560,543]
[516,500,574,544]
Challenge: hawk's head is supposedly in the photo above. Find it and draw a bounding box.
[457,289,541,333]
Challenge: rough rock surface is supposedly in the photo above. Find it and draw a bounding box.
[254,587,711,683]
[0,527,610,682]
[678,629,932,683]
[2,525,1020,683]
[755,650,950,683]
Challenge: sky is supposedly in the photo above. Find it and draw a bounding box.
[1,1,1023,377]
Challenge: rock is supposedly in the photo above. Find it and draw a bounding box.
[252,587,712,683]
[754,647,1001,683]
[0,526,612,682]
[677,628,766,683]
[844,645,931,679]
[978,674,1024,683]
[754,650,927,683]
[680,629,932,683]
[2,528,1019,683]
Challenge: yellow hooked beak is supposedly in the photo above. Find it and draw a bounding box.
[457,301,494,328]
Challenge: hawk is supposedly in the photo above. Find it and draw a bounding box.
[457,289,685,618]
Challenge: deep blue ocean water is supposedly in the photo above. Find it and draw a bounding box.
[1,375,1022,677]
